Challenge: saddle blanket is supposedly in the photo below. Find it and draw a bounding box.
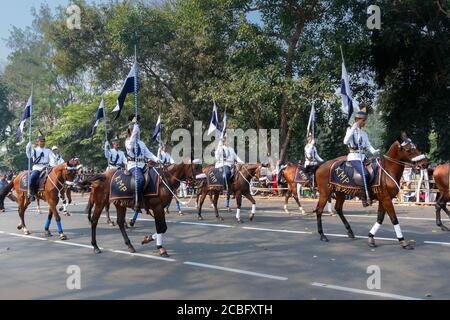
[18,170,50,193]
[329,159,381,195]
[206,167,225,188]
[110,168,160,201]
[294,167,309,183]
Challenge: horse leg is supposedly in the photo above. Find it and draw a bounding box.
[104,202,115,226]
[51,205,67,241]
[210,192,215,209]
[283,191,290,214]
[116,206,135,253]
[435,194,447,231]
[212,192,224,221]
[334,193,354,238]
[292,191,305,215]
[235,191,243,224]
[225,192,231,212]
[316,193,330,242]
[242,191,256,221]
[36,199,42,215]
[367,201,386,247]
[44,209,53,237]
[197,189,208,220]
[382,198,413,250]
[142,205,169,257]
[17,194,31,235]
[91,202,105,254]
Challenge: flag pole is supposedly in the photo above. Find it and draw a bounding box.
[27,84,34,198]
[340,45,345,65]
[103,95,108,144]
[134,45,139,208]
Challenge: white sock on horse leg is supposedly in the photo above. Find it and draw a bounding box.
[393,224,403,239]
[156,234,163,246]
[284,204,288,210]
[369,222,381,236]
[327,202,332,213]
[251,204,256,214]
[236,208,241,220]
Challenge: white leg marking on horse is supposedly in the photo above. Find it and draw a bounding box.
[394,224,403,239]
[251,204,256,214]
[156,233,163,247]
[236,208,241,220]
[369,222,382,236]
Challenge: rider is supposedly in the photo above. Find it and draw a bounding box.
[104,139,127,170]
[125,114,159,211]
[343,104,380,207]
[215,135,244,186]
[26,135,51,201]
[304,134,324,187]
[49,146,65,168]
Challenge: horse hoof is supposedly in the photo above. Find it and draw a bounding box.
[347,232,355,239]
[320,235,329,242]
[93,248,102,254]
[64,212,71,217]
[400,241,414,250]
[44,230,52,237]
[141,236,153,245]
[17,224,23,230]
[178,211,184,216]
[284,209,290,215]
[368,237,377,247]
[236,219,244,224]
[24,230,31,235]
[59,234,68,241]
[249,213,255,221]
[159,249,170,257]
[128,247,136,253]
[440,225,449,231]
[198,215,204,221]
[129,219,135,227]
[227,207,231,213]
[217,216,224,222]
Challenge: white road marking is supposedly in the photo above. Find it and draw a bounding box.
[53,241,94,249]
[184,261,288,281]
[180,221,234,228]
[311,282,423,300]
[109,249,175,262]
[6,233,47,241]
[243,226,312,234]
[424,241,450,246]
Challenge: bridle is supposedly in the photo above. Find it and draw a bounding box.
[47,159,82,197]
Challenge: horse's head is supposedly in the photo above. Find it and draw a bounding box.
[181,159,203,186]
[395,133,428,169]
[57,158,83,186]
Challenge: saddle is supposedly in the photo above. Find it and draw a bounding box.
[294,166,309,183]
[110,167,160,201]
[329,159,381,195]
[18,169,51,193]
[206,167,226,188]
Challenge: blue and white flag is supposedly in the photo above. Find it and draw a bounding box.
[91,98,105,136]
[306,105,315,136]
[113,62,137,120]
[207,101,219,135]
[152,115,162,144]
[17,95,32,139]
[340,62,353,120]
[220,110,227,139]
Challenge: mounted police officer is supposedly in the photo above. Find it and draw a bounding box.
[215,135,244,186]
[49,146,65,168]
[343,104,380,207]
[125,114,159,211]
[26,135,51,201]
[104,139,127,170]
[304,134,324,187]
[157,143,175,165]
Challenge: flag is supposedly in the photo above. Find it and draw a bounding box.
[340,62,353,120]
[113,62,137,120]
[17,95,32,139]
[207,101,219,135]
[152,115,162,144]
[91,98,105,136]
[220,110,227,139]
[306,105,315,136]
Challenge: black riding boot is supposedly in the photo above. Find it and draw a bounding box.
[360,187,370,207]
[134,194,144,212]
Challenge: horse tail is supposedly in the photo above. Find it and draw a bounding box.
[0,180,14,203]
[77,174,106,192]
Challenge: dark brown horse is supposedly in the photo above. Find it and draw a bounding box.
[314,135,427,249]
[86,162,202,256]
[0,159,82,239]
[197,163,263,223]
[433,163,450,230]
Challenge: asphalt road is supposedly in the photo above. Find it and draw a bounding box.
[0,194,449,300]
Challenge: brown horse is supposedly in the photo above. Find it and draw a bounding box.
[197,163,263,223]
[0,159,82,239]
[433,163,450,230]
[314,135,428,249]
[86,162,202,256]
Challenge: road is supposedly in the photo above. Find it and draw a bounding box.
[0,194,448,300]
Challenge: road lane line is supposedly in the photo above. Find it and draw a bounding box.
[311,282,423,300]
[53,241,94,249]
[109,249,176,262]
[179,221,234,228]
[184,261,288,281]
[6,233,47,241]
[424,241,450,246]
[242,226,312,234]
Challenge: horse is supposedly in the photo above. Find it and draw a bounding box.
[314,134,428,249]
[433,163,450,230]
[0,159,83,239]
[279,162,335,216]
[196,163,264,223]
[86,161,202,256]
